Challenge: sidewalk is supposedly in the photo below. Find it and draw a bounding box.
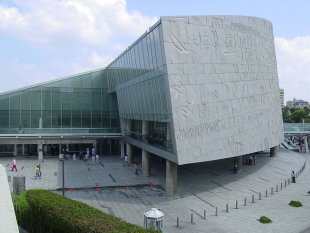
[1,150,309,232]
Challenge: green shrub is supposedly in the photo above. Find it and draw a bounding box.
[259,216,272,224]
[12,191,31,229]
[13,189,157,233]
[289,200,303,207]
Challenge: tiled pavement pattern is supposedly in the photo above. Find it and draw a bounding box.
[1,149,309,233]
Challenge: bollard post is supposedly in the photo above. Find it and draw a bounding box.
[226,203,229,213]
[204,210,206,220]
[177,217,179,227]
[244,198,247,206]
[252,195,255,203]
[281,183,282,189]
[271,187,273,195]
[215,207,218,216]
[276,185,278,192]
[191,213,194,224]
[265,189,268,197]
[285,181,287,187]
[259,192,261,200]
[235,200,238,209]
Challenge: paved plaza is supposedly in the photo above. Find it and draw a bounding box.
[2,149,310,233]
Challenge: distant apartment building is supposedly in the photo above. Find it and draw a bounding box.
[286,98,309,108]
[280,88,284,107]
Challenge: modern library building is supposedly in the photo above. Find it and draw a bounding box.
[0,15,283,195]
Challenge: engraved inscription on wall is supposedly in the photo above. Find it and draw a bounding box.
[162,15,283,164]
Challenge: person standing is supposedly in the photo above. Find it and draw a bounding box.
[291,171,296,183]
[79,151,84,160]
[73,153,76,161]
[35,166,40,179]
[233,162,238,174]
[85,148,90,161]
[123,154,129,166]
[134,162,141,175]
[11,158,17,172]
[38,164,42,178]
[249,155,253,165]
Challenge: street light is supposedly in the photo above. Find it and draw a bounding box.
[59,135,65,196]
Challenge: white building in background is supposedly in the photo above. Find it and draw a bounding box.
[286,98,309,108]
[280,88,284,107]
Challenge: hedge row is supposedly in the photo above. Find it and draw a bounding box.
[12,189,157,233]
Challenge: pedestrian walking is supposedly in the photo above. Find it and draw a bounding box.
[35,165,41,179]
[123,154,129,166]
[11,158,17,171]
[95,154,99,164]
[92,147,95,156]
[291,170,296,183]
[73,153,76,161]
[91,155,95,165]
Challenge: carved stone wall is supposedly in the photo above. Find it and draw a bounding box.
[161,15,283,165]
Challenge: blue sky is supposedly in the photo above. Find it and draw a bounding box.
[0,0,309,102]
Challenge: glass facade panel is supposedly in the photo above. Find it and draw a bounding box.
[105,22,169,122]
[0,70,120,134]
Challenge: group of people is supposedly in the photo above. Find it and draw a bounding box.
[287,136,305,151]
[35,164,42,179]
[63,148,100,165]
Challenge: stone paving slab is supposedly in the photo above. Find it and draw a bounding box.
[1,149,309,232]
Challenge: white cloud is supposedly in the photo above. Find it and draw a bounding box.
[0,0,158,93]
[0,0,158,46]
[275,36,310,102]
[89,51,113,66]
[0,59,54,93]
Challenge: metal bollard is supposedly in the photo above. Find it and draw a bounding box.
[252,195,255,203]
[235,200,238,209]
[204,210,206,220]
[271,187,273,195]
[285,181,287,187]
[215,207,218,216]
[177,217,179,227]
[276,185,278,192]
[259,192,261,200]
[226,203,229,213]
[265,189,268,197]
[281,183,282,189]
[244,198,247,206]
[191,213,194,224]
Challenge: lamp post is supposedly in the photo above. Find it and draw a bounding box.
[59,135,65,196]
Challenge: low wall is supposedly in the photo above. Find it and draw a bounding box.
[0,164,19,233]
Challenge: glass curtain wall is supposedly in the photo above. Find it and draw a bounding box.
[0,70,120,134]
[106,23,170,122]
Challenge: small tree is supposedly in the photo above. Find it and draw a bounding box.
[291,109,307,123]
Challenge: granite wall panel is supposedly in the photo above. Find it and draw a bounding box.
[161,15,283,165]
